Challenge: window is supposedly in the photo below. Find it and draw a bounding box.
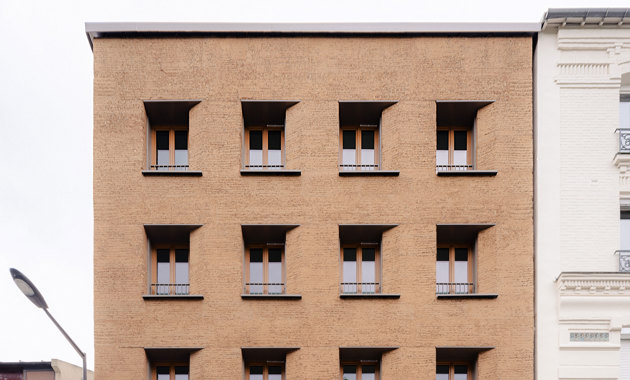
[152,247,189,295]
[245,245,285,295]
[246,363,284,380]
[436,128,471,171]
[245,127,284,170]
[154,365,189,380]
[341,245,380,294]
[144,101,199,172]
[340,127,379,171]
[342,363,378,380]
[436,246,473,294]
[436,364,470,380]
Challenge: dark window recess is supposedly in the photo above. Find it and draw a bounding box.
[175,131,188,150]
[250,130,263,150]
[250,366,263,375]
[363,366,376,374]
[268,130,282,150]
[157,250,170,263]
[175,367,189,375]
[455,248,468,261]
[343,365,357,374]
[344,248,357,261]
[157,367,169,375]
[363,248,376,261]
[362,130,375,149]
[269,248,282,262]
[454,131,467,151]
[176,250,189,262]
[343,130,356,149]
[455,366,467,374]
[436,365,449,375]
[269,366,282,375]
[437,248,449,261]
[156,131,169,150]
[250,248,263,262]
[437,131,449,150]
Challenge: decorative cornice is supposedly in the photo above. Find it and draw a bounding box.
[557,272,630,295]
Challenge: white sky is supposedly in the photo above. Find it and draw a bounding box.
[1,0,629,372]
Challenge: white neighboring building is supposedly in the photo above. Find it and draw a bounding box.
[536,8,630,380]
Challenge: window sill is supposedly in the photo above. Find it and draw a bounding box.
[436,293,498,299]
[142,170,203,177]
[143,294,204,300]
[340,293,400,299]
[241,294,302,300]
[240,169,301,176]
[338,170,400,177]
[436,170,497,177]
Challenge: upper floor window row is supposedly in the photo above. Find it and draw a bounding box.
[141,100,496,177]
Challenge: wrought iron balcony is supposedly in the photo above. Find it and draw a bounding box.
[340,282,381,294]
[436,282,475,295]
[339,164,380,171]
[150,283,190,295]
[244,164,285,170]
[436,164,474,172]
[616,250,630,272]
[618,129,630,153]
[244,282,286,295]
[150,164,189,171]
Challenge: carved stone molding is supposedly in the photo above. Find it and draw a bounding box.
[557,272,630,296]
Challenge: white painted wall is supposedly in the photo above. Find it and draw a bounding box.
[536,25,630,380]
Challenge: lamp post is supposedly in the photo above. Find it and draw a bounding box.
[10,268,87,380]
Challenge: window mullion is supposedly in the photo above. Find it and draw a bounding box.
[263,247,269,294]
[356,128,362,166]
[262,129,268,166]
[357,246,363,293]
[169,129,175,166]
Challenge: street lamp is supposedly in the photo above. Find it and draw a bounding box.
[10,268,87,380]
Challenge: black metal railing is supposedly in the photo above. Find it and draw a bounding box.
[340,282,381,294]
[436,165,473,172]
[618,129,630,153]
[244,164,285,169]
[339,164,380,170]
[245,282,286,295]
[436,282,475,294]
[150,283,190,295]
[615,250,630,272]
[150,164,189,171]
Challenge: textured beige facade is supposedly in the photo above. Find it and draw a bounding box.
[93,34,534,379]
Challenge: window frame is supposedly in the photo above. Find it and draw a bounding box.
[436,126,473,171]
[244,126,285,170]
[151,245,190,295]
[150,126,189,171]
[436,244,474,295]
[436,362,472,380]
[151,363,189,380]
[245,362,285,380]
[244,244,286,295]
[339,125,380,171]
[340,361,380,380]
[340,243,381,294]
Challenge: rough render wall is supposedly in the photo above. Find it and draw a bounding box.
[93,36,534,379]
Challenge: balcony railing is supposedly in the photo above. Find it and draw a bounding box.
[244,164,285,170]
[339,164,380,171]
[615,250,630,272]
[436,282,475,295]
[150,164,189,171]
[245,282,286,295]
[436,165,473,172]
[619,129,630,153]
[340,282,381,294]
[150,283,190,295]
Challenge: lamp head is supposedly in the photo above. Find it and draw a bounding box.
[10,268,48,309]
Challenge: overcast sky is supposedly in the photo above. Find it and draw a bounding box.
[1,0,629,371]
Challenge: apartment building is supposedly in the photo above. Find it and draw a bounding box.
[87,22,536,379]
[0,360,94,380]
[535,8,630,380]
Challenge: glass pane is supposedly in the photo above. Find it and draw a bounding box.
[454,248,469,293]
[343,149,357,169]
[268,149,282,167]
[174,131,188,170]
[361,130,374,149]
[249,130,263,169]
[343,130,356,149]
[437,130,449,150]
[268,248,283,294]
[436,248,450,294]
[156,249,170,295]
[436,150,449,167]
[362,248,376,293]
[249,249,263,294]
[454,131,467,150]
[436,365,449,380]
[343,365,357,380]
[453,131,468,168]
[175,366,189,380]
[249,130,263,150]
[362,365,376,380]
[268,130,281,150]
[343,248,357,293]
[621,101,630,129]
[249,366,263,380]
[249,149,263,168]
[175,250,189,295]
[454,365,468,380]
[268,366,282,380]
[157,366,169,380]
[621,218,630,250]
[156,131,170,170]
[361,148,375,170]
